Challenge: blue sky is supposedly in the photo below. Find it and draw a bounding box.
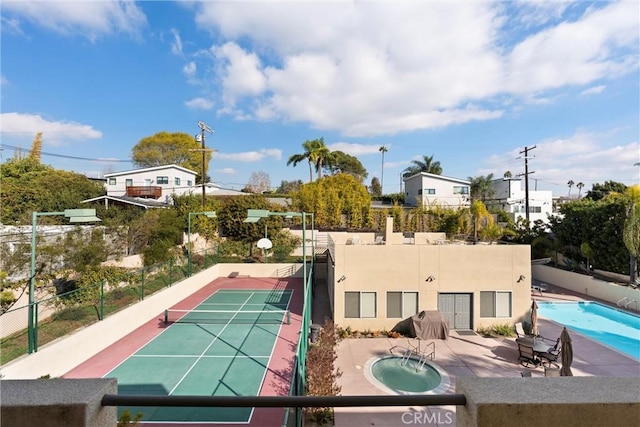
[1,0,638,196]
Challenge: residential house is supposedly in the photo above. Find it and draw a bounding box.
[104,165,198,202]
[403,173,471,208]
[486,178,553,225]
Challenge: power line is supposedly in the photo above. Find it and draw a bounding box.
[0,144,133,163]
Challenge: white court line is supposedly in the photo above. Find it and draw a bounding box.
[168,292,255,395]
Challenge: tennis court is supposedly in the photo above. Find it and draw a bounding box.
[64,277,303,426]
[111,288,292,423]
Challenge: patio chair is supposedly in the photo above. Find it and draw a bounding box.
[538,338,562,368]
[515,322,553,343]
[516,338,540,367]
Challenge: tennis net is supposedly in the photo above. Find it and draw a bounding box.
[163,309,291,325]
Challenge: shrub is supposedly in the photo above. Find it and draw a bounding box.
[306,319,342,424]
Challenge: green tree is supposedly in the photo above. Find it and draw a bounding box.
[468,174,495,202]
[291,174,372,229]
[275,180,302,194]
[131,132,211,184]
[584,181,627,201]
[402,154,443,178]
[0,158,104,224]
[623,185,640,284]
[323,151,368,181]
[370,177,382,197]
[287,138,331,182]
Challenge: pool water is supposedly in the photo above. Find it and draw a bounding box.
[537,301,640,360]
[365,355,451,395]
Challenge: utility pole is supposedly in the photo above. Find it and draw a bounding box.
[517,145,536,224]
[196,121,214,208]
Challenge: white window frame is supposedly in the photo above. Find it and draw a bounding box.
[108,178,116,185]
[157,176,169,184]
[479,291,512,318]
[345,291,377,318]
[174,177,181,186]
[125,179,133,187]
[386,291,419,318]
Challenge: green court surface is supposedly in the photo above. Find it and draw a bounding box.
[107,289,293,423]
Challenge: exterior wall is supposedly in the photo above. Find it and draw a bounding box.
[105,165,197,201]
[488,179,553,225]
[532,265,640,307]
[331,240,531,331]
[404,173,470,208]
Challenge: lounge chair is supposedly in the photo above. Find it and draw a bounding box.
[538,338,562,368]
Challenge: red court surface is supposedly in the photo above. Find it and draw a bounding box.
[64,276,304,427]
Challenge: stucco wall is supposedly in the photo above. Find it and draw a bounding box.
[532,265,640,307]
[331,242,531,331]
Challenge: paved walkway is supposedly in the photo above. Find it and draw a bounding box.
[333,287,640,427]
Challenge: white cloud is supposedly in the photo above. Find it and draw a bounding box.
[482,130,640,191]
[328,142,384,156]
[0,75,8,85]
[216,168,236,175]
[2,0,147,40]
[580,85,606,96]
[170,28,183,55]
[216,148,282,162]
[184,97,214,110]
[183,61,196,78]
[189,2,637,137]
[0,112,102,146]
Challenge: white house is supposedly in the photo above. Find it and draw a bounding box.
[104,165,198,203]
[403,173,471,208]
[486,178,553,225]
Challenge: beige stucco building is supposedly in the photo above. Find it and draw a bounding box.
[321,218,531,332]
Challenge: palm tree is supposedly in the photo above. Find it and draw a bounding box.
[567,180,575,198]
[402,154,442,178]
[577,182,585,198]
[468,174,495,202]
[379,146,388,193]
[287,138,330,182]
[503,171,512,179]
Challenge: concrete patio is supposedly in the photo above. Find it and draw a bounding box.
[331,288,640,426]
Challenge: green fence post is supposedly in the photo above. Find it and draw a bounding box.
[34,301,39,352]
[169,259,173,286]
[100,280,105,320]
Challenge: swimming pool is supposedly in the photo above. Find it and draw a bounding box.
[537,301,640,360]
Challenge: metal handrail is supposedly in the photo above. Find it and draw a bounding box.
[102,393,467,408]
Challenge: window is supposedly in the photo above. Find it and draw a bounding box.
[453,186,469,195]
[174,177,181,186]
[187,180,193,187]
[157,176,169,184]
[386,292,418,318]
[528,206,542,213]
[345,291,376,318]
[425,188,436,195]
[125,179,133,187]
[108,178,116,185]
[480,291,512,317]
[418,189,423,195]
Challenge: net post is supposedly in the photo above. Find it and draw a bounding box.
[164,309,168,324]
[286,310,291,325]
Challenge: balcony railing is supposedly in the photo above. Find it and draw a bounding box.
[125,186,162,198]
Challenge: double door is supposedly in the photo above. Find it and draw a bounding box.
[438,293,472,330]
